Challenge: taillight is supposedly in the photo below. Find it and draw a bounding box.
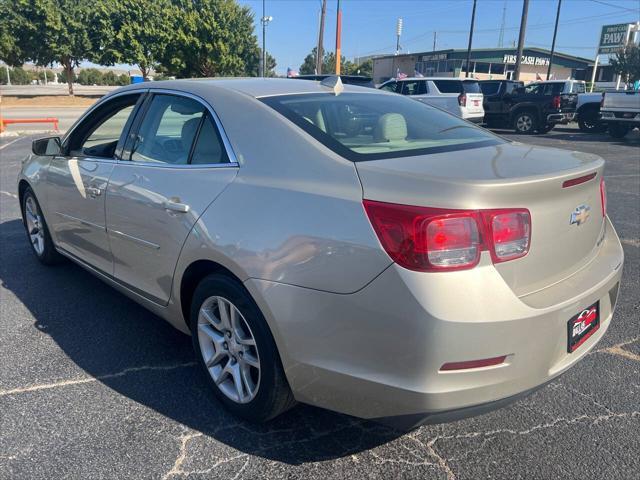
[600,177,607,217]
[458,92,467,107]
[552,95,561,109]
[484,210,531,262]
[363,200,531,272]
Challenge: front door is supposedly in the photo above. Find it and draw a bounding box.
[46,93,143,272]
[106,93,237,305]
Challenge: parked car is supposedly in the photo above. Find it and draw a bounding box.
[479,79,578,133]
[292,74,375,88]
[600,90,640,138]
[378,77,485,123]
[20,78,623,429]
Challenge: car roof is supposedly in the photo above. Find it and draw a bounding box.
[388,77,479,82]
[114,77,376,99]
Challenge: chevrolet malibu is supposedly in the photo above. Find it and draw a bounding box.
[18,78,623,429]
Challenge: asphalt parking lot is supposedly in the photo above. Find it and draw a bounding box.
[1,125,638,479]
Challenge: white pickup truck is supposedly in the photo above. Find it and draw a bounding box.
[600,90,640,138]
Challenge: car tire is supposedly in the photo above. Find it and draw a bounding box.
[190,273,296,422]
[578,110,605,133]
[513,111,537,134]
[608,123,630,139]
[21,187,64,265]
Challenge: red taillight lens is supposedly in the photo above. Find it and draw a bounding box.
[363,200,531,272]
[458,92,467,107]
[485,210,531,262]
[440,355,507,371]
[600,177,607,217]
[552,95,561,109]
[425,216,481,268]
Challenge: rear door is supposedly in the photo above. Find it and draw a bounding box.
[46,92,143,272]
[105,92,238,304]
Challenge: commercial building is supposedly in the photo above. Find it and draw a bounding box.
[372,47,593,84]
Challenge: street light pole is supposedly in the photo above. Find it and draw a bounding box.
[514,0,530,81]
[546,0,562,80]
[260,0,273,77]
[316,0,327,74]
[465,0,477,78]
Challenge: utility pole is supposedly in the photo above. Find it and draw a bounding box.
[465,0,477,78]
[547,0,562,80]
[433,31,437,52]
[5,65,10,86]
[316,0,327,74]
[514,0,530,81]
[335,0,342,75]
[396,18,403,55]
[260,0,273,77]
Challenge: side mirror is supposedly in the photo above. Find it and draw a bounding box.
[32,137,62,156]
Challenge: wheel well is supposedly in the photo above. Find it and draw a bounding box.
[180,260,242,327]
[578,103,599,115]
[18,180,30,215]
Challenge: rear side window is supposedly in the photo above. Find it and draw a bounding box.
[479,82,501,96]
[261,92,503,162]
[542,83,564,95]
[190,116,229,165]
[131,95,205,165]
[571,83,586,93]
[433,80,463,93]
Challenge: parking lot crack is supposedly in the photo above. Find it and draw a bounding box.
[595,336,640,362]
[0,362,196,397]
[409,435,456,479]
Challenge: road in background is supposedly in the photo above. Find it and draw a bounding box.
[0,128,638,479]
[1,85,117,97]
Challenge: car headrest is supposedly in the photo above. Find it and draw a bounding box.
[374,113,407,142]
[181,117,201,149]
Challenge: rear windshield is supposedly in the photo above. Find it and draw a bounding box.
[479,82,501,96]
[261,92,502,161]
[433,80,481,94]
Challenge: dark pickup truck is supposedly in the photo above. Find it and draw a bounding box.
[479,80,578,134]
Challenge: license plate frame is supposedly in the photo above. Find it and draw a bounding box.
[567,301,600,353]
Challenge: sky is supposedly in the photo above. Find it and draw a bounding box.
[238,0,640,75]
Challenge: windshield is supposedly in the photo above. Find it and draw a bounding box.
[261,93,503,161]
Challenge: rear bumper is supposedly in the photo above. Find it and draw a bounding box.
[466,116,485,124]
[547,112,575,124]
[246,218,623,424]
[600,111,640,124]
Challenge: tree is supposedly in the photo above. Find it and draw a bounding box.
[77,68,104,85]
[91,0,171,80]
[57,69,77,85]
[610,44,640,87]
[7,0,93,95]
[1,66,32,85]
[299,48,357,76]
[159,0,261,78]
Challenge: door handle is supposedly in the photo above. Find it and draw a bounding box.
[86,186,102,198]
[164,199,190,213]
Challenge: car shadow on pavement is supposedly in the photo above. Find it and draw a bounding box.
[0,218,402,465]
[495,126,640,146]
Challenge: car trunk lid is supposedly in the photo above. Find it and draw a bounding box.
[355,142,606,296]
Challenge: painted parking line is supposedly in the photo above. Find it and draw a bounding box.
[0,136,24,151]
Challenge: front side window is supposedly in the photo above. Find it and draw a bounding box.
[262,93,503,162]
[524,83,542,95]
[401,81,426,96]
[67,94,141,158]
[131,95,205,165]
[379,81,399,93]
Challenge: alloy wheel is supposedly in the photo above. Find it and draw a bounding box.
[197,296,261,404]
[25,195,45,256]
[516,114,533,133]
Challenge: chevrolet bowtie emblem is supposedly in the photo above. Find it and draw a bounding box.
[570,204,591,226]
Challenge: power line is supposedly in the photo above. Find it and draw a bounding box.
[588,0,640,12]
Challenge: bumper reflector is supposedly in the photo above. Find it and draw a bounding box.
[440,355,507,371]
